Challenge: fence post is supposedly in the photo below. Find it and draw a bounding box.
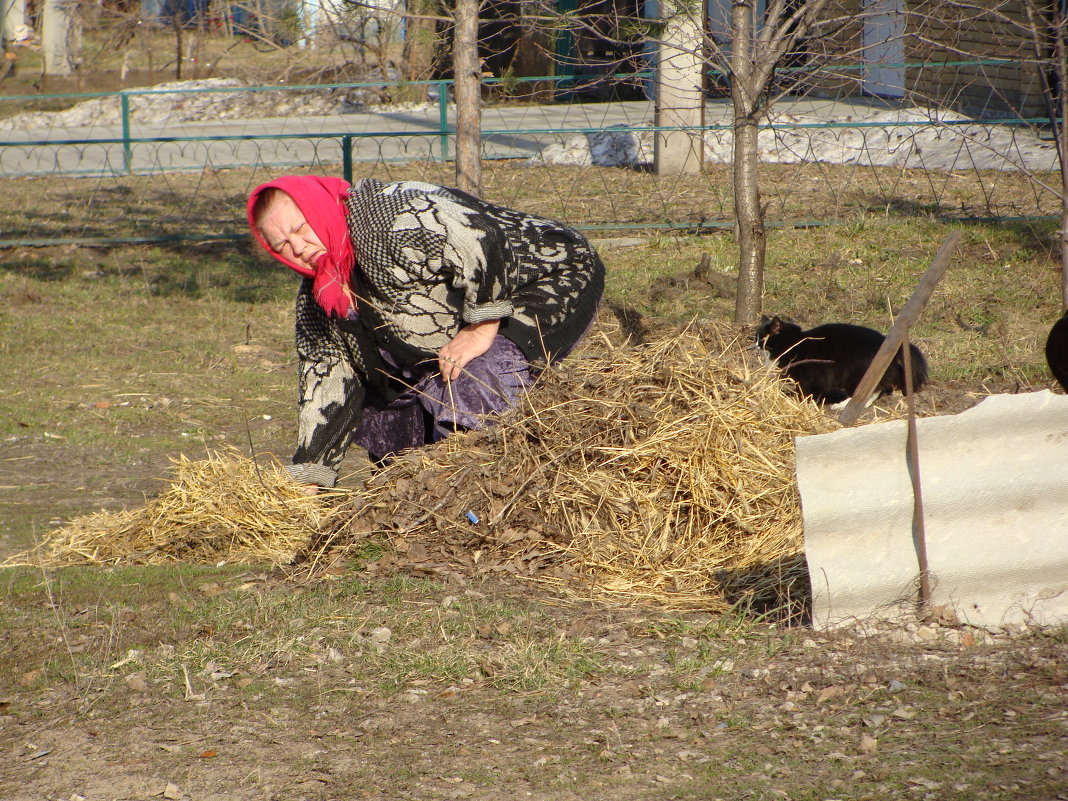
[342,135,352,184]
[120,91,132,175]
[438,79,449,163]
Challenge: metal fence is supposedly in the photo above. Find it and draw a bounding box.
[0,71,1062,248]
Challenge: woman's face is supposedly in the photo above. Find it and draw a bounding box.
[258,192,326,273]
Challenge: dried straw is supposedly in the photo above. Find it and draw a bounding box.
[317,318,838,612]
[12,449,327,567]
[21,318,838,614]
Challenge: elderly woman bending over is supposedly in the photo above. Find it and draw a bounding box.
[248,175,605,491]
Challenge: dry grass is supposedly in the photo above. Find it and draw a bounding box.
[18,319,841,614]
[8,450,332,567]
[315,317,839,615]
[0,160,1061,245]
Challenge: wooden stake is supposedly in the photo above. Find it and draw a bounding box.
[838,231,961,426]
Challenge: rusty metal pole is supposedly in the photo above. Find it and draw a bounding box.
[901,334,931,615]
[836,233,960,617]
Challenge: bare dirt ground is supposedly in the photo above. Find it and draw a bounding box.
[2,179,1066,801]
[2,567,1067,801]
[2,362,1065,801]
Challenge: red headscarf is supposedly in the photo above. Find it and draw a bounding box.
[247,175,355,319]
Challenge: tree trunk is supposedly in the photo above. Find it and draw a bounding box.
[731,0,766,324]
[1056,10,1068,310]
[401,0,440,104]
[733,114,765,324]
[42,0,79,76]
[511,0,549,78]
[172,9,184,80]
[453,0,482,196]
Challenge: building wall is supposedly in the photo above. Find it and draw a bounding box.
[905,0,1046,118]
[713,0,1047,119]
[474,0,1049,117]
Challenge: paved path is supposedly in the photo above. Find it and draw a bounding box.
[4,94,1049,177]
[0,99,662,177]
[0,96,905,177]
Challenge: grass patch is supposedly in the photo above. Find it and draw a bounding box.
[1,211,1062,558]
[1,564,608,702]
[603,217,1061,387]
[2,563,1064,799]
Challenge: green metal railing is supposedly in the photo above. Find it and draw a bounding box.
[0,59,1038,176]
[0,63,1060,247]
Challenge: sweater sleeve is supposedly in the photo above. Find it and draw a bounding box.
[434,199,517,324]
[288,279,367,488]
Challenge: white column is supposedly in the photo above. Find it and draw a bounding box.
[654,1,704,175]
[42,0,80,75]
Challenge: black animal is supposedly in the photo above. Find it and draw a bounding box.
[756,315,929,405]
[1046,309,1068,392]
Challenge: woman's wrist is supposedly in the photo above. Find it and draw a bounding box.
[465,319,500,339]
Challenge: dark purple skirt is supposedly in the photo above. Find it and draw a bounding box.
[353,335,534,463]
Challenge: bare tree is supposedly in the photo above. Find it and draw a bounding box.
[171,5,186,80]
[723,0,837,324]
[535,0,844,324]
[453,0,482,195]
[401,0,446,102]
[1023,0,1068,310]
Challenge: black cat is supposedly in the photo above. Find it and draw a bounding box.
[756,315,929,405]
[1046,309,1068,392]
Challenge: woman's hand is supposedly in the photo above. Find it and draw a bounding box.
[438,320,500,381]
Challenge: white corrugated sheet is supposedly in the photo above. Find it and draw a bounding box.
[796,391,1068,630]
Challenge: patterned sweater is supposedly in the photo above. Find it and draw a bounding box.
[287,179,605,486]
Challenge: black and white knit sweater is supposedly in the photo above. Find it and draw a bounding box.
[287,178,605,487]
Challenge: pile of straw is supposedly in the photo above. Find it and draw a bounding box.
[318,320,838,612]
[23,319,837,613]
[16,452,327,567]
